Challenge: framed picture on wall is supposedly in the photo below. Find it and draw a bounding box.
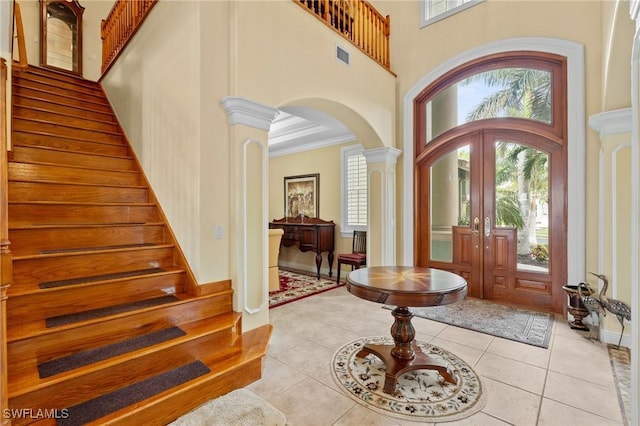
[284,173,319,218]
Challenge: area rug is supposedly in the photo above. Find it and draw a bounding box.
[169,389,286,426]
[608,345,631,426]
[269,269,341,308]
[386,298,554,348]
[331,336,486,423]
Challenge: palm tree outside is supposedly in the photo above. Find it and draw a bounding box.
[463,67,551,267]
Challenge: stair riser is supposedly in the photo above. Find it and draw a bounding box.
[8,182,148,204]
[8,204,158,227]
[9,225,166,256]
[12,131,129,156]
[13,79,107,105]
[14,73,103,97]
[12,85,112,113]
[21,67,99,88]
[9,331,236,411]
[9,163,140,186]
[13,106,119,133]
[11,146,135,171]
[7,273,185,325]
[13,118,122,145]
[11,247,176,288]
[14,95,115,123]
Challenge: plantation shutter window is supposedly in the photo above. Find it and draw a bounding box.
[347,153,367,227]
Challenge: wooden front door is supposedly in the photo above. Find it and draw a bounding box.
[416,128,566,312]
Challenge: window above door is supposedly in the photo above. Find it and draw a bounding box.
[419,0,484,27]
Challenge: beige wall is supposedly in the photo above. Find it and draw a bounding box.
[235,0,396,149]
[15,0,113,81]
[102,1,233,286]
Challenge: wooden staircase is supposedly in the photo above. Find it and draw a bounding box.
[6,65,271,425]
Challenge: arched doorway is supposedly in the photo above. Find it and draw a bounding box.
[413,52,567,313]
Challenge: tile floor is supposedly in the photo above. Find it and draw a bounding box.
[247,286,626,426]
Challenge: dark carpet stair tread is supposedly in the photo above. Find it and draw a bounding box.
[38,327,187,378]
[39,267,167,289]
[39,242,155,254]
[57,361,211,426]
[45,295,180,328]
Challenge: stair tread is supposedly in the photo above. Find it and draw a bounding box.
[38,327,188,378]
[12,143,132,161]
[9,222,163,231]
[14,105,118,128]
[60,361,211,426]
[11,243,175,261]
[12,129,125,148]
[46,295,181,329]
[8,266,182,296]
[8,179,147,190]
[12,81,110,109]
[14,116,123,137]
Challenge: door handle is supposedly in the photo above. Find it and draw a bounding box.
[484,217,491,237]
[472,217,480,237]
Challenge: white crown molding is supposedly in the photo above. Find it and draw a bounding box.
[363,147,402,165]
[268,134,356,157]
[221,97,278,131]
[589,108,632,139]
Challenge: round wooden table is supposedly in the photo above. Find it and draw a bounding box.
[346,266,468,394]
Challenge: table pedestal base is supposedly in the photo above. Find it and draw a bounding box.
[356,341,457,394]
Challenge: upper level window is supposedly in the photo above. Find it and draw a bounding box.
[341,145,367,237]
[420,0,484,27]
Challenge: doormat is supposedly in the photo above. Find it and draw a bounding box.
[269,270,341,308]
[331,336,487,423]
[385,298,554,348]
[169,389,286,426]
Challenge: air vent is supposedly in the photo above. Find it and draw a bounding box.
[336,45,350,65]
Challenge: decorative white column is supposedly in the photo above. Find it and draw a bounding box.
[363,147,402,266]
[221,96,277,332]
[626,2,640,420]
[589,108,632,347]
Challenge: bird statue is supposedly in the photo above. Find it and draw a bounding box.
[589,272,632,348]
[576,281,604,341]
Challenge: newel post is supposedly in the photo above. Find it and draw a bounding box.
[1,57,12,425]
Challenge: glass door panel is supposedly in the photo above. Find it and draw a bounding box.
[429,145,470,262]
[494,141,549,273]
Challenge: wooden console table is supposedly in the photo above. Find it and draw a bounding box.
[269,217,335,279]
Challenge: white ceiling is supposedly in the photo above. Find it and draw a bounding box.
[268,106,355,157]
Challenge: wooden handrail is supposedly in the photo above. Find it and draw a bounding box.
[13,2,28,72]
[296,0,392,72]
[100,0,158,75]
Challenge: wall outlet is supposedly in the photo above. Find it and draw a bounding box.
[215,225,224,239]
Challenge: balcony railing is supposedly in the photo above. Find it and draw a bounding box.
[101,0,158,75]
[296,0,391,72]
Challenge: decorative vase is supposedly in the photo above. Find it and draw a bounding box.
[561,284,591,330]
